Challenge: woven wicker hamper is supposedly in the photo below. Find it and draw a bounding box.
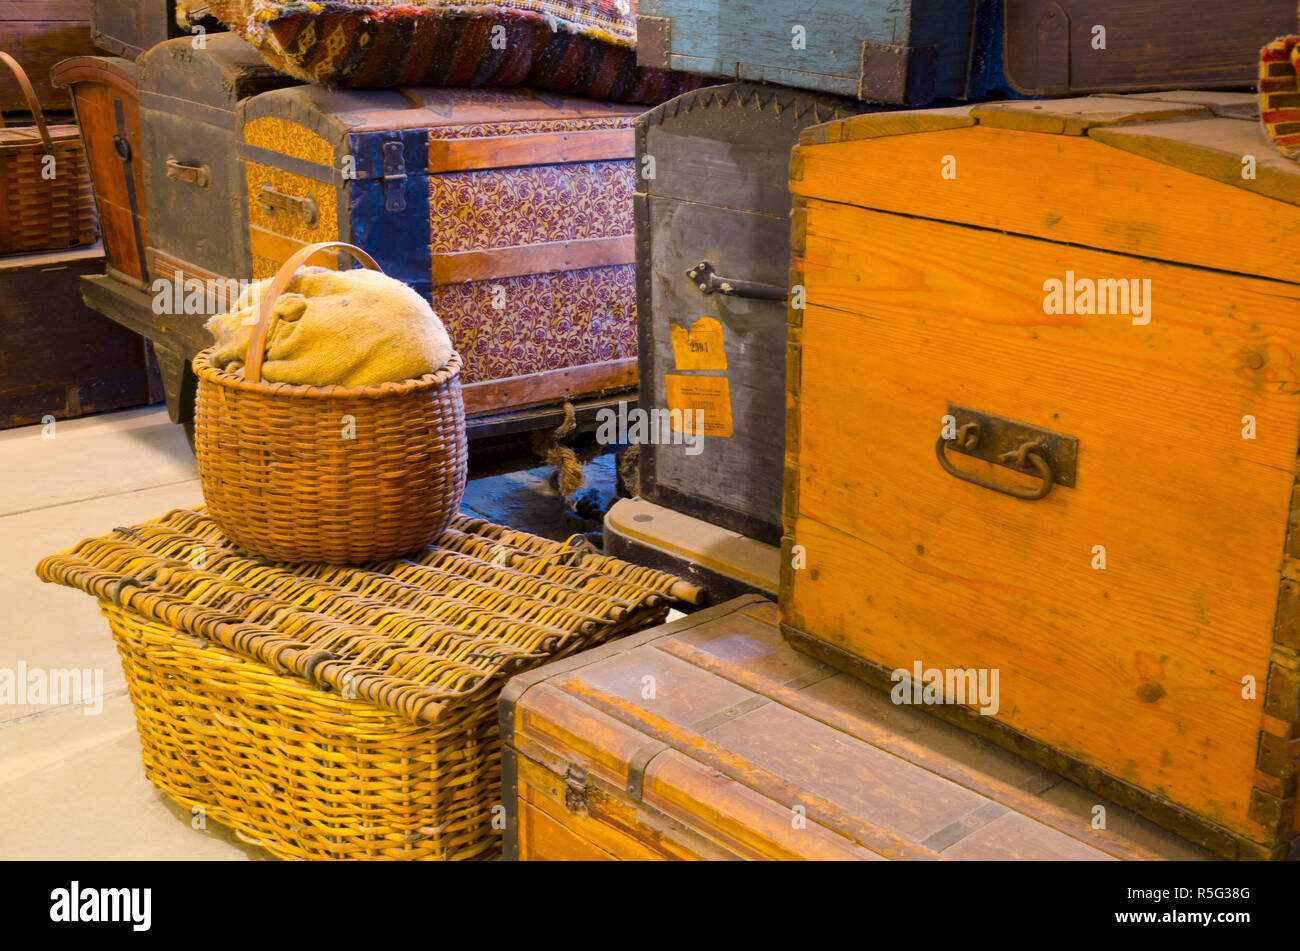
[0,51,98,255]
[37,508,699,860]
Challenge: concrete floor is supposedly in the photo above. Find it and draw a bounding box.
[0,405,613,859]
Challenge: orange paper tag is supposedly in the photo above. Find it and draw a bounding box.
[664,374,733,438]
[670,317,727,371]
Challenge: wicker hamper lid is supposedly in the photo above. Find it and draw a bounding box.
[36,508,699,722]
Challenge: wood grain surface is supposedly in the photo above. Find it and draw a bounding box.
[784,191,1300,848]
[793,108,1300,284]
[504,597,1202,859]
[0,2,97,112]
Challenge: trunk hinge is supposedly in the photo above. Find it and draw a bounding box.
[382,140,406,213]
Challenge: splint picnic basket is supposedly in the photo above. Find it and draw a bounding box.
[0,51,98,255]
[192,241,468,564]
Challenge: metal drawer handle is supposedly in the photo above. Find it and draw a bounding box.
[166,156,210,187]
[687,260,786,301]
[259,183,319,229]
[936,427,1056,501]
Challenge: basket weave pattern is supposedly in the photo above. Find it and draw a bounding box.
[36,508,689,860]
[193,351,469,563]
[0,51,98,254]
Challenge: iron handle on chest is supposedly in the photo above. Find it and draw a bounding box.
[258,183,319,229]
[166,156,210,188]
[935,405,1078,501]
[687,260,786,302]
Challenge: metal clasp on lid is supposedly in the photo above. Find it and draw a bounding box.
[381,141,407,213]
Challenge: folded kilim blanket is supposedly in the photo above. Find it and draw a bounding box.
[208,0,707,103]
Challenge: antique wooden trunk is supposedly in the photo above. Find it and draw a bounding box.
[138,34,298,288]
[89,0,225,59]
[636,84,865,544]
[51,56,147,287]
[501,596,1209,860]
[0,247,161,429]
[636,0,1006,106]
[1002,0,1297,97]
[238,86,643,416]
[0,0,97,112]
[784,93,1300,860]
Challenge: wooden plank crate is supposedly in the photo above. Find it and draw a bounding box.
[0,0,97,112]
[635,0,1295,104]
[0,247,161,429]
[1003,0,1298,97]
[782,92,1300,860]
[636,0,1006,106]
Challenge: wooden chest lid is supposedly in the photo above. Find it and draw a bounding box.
[138,34,298,110]
[806,91,1262,141]
[793,91,1298,283]
[969,96,1214,135]
[50,56,139,97]
[35,507,691,723]
[242,85,644,137]
[639,83,863,131]
[502,596,1210,860]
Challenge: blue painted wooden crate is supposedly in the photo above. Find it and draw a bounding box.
[637,0,1008,105]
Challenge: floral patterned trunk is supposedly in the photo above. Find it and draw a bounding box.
[238,86,643,399]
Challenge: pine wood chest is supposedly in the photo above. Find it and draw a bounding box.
[783,93,1300,860]
[635,84,865,544]
[501,596,1208,860]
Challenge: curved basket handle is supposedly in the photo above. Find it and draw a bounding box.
[244,241,383,383]
[0,51,52,152]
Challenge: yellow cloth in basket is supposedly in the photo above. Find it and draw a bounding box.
[205,266,454,387]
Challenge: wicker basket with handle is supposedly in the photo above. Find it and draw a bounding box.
[193,241,468,563]
[0,51,98,255]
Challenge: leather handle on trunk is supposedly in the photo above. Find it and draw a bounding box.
[167,157,211,187]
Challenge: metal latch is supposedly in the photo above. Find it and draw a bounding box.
[687,260,786,301]
[563,765,588,814]
[382,140,406,213]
